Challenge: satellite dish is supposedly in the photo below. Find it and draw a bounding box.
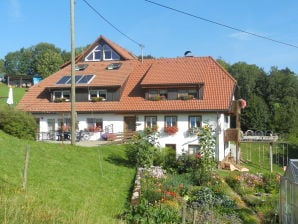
[184,51,192,57]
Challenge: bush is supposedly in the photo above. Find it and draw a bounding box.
[153,147,177,170]
[126,130,159,168]
[125,199,181,224]
[0,107,37,140]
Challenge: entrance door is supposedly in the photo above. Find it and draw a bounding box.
[124,116,136,132]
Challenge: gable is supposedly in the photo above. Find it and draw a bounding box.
[76,35,137,63]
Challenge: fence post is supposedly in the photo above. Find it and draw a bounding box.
[182,205,186,224]
[22,145,30,190]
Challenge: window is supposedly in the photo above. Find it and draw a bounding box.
[103,44,120,60]
[159,90,168,100]
[148,90,158,99]
[189,116,202,128]
[89,90,107,101]
[178,89,197,100]
[188,144,200,154]
[87,118,103,132]
[75,64,88,71]
[148,89,168,100]
[58,118,71,131]
[106,63,122,70]
[85,45,102,61]
[53,90,70,101]
[145,116,157,128]
[165,116,177,127]
[85,44,120,61]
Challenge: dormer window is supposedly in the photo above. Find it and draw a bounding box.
[85,44,120,61]
[148,89,168,100]
[178,89,197,100]
[89,89,107,101]
[53,90,70,102]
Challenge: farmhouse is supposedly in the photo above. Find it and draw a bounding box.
[17,35,237,161]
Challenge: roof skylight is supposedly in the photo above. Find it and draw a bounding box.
[75,64,88,71]
[106,63,122,70]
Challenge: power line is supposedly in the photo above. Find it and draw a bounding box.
[144,0,298,49]
[81,0,144,48]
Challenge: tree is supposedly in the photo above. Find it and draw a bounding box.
[228,62,267,99]
[0,59,5,73]
[228,62,268,131]
[216,58,230,71]
[4,42,66,78]
[265,67,298,134]
[35,49,64,78]
[241,94,270,131]
[4,47,37,76]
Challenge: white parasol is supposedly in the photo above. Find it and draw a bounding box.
[6,86,13,105]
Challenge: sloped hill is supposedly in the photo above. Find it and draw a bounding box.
[0,130,135,223]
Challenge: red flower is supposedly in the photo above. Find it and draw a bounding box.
[195,153,201,159]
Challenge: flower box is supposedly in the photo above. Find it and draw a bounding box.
[91,97,104,102]
[54,98,66,103]
[163,126,178,135]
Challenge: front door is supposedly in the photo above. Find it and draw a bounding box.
[124,116,136,132]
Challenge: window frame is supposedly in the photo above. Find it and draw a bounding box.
[86,118,103,132]
[53,90,70,101]
[145,116,157,129]
[189,115,202,129]
[88,89,107,101]
[85,45,102,61]
[164,116,177,127]
[103,44,120,61]
[188,144,200,154]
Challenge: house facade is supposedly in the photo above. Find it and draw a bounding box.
[17,35,237,161]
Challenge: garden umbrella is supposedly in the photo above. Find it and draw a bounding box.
[6,86,13,105]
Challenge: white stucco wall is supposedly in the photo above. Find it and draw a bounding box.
[36,112,230,161]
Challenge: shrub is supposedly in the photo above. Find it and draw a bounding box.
[188,186,236,214]
[153,147,177,170]
[126,130,159,168]
[0,107,37,140]
[125,199,181,224]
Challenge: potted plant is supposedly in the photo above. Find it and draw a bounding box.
[91,96,103,102]
[54,97,66,103]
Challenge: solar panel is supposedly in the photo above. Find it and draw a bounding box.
[56,74,94,85]
[66,75,83,84]
[77,74,94,84]
[56,76,71,84]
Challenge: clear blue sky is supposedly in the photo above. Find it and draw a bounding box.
[1,0,297,74]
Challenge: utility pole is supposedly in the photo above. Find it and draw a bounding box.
[70,0,76,145]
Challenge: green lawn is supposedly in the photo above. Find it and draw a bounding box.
[240,142,288,174]
[0,131,135,223]
[0,83,27,108]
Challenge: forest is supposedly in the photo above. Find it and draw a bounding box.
[0,43,297,144]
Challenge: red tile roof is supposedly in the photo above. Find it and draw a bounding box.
[17,36,236,114]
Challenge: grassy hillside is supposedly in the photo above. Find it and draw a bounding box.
[0,83,27,108]
[0,130,135,223]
